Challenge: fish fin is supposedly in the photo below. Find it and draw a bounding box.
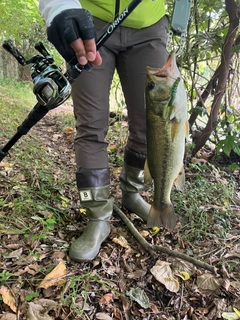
[171,121,180,142]
[169,110,176,120]
[174,164,185,191]
[144,159,152,183]
[163,104,173,121]
[147,204,163,228]
[147,203,177,230]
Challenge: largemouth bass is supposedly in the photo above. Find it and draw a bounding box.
[145,52,189,229]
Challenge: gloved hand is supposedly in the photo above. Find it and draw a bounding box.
[47,8,102,66]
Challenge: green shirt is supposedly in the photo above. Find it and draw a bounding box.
[80,0,166,29]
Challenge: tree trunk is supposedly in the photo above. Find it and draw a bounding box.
[191,0,240,156]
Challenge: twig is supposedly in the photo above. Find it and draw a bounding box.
[113,204,216,274]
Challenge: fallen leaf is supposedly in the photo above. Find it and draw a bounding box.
[27,298,59,320]
[222,312,240,320]
[176,271,191,281]
[234,308,240,318]
[112,236,130,249]
[14,264,39,277]
[171,259,196,276]
[0,313,17,320]
[64,127,74,134]
[0,286,17,313]
[197,273,221,291]
[107,145,117,151]
[99,293,113,305]
[126,287,150,309]
[150,227,160,235]
[95,312,113,320]
[27,301,54,320]
[127,269,146,279]
[37,261,66,289]
[231,281,240,289]
[139,230,150,238]
[113,307,123,320]
[60,196,70,203]
[150,303,160,314]
[6,248,23,259]
[150,260,179,293]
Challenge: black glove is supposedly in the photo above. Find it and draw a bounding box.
[47,8,95,65]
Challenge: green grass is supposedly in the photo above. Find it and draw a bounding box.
[172,161,235,243]
[0,79,74,241]
[0,78,36,136]
[0,78,239,317]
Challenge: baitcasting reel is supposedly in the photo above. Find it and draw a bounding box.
[2,40,72,110]
[0,0,146,162]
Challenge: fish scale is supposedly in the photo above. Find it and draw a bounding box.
[144,52,188,229]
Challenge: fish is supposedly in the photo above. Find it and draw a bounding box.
[144,52,189,229]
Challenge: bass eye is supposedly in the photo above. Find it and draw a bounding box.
[147,81,155,90]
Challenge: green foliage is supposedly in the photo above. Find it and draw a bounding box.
[0,80,71,241]
[1,0,64,79]
[62,273,121,317]
[214,107,240,165]
[1,0,43,40]
[25,291,39,302]
[172,162,235,242]
[0,271,13,286]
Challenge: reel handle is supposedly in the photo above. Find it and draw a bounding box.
[2,40,27,66]
[35,42,51,58]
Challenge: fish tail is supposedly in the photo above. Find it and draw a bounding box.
[147,203,177,230]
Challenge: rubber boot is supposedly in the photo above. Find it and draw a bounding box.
[69,168,113,262]
[119,147,150,222]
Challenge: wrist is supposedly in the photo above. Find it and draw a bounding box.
[39,0,82,26]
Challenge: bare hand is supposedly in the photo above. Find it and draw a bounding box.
[70,38,102,66]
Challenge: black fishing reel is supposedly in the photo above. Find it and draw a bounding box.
[2,40,72,110]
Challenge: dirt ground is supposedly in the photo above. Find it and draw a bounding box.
[0,106,240,320]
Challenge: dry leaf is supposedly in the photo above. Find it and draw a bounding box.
[95,312,113,320]
[107,145,117,151]
[27,299,59,320]
[150,260,179,293]
[113,307,123,320]
[231,281,240,289]
[0,313,17,320]
[38,261,66,289]
[172,259,196,276]
[150,303,160,314]
[127,269,146,279]
[126,287,150,309]
[197,273,221,291]
[64,127,74,134]
[6,248,23,259]
[139,230,150,238]
[112,236,130,249]
[27,302,53,320]
[0,286,17,313]
[99,293,113,305]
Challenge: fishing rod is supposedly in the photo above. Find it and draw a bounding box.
[0,0,143,162]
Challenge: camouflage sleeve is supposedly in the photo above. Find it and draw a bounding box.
[39,0,82,26]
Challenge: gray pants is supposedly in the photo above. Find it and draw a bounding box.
[72,15,169,170]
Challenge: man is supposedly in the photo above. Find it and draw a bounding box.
[39,0,168,262]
